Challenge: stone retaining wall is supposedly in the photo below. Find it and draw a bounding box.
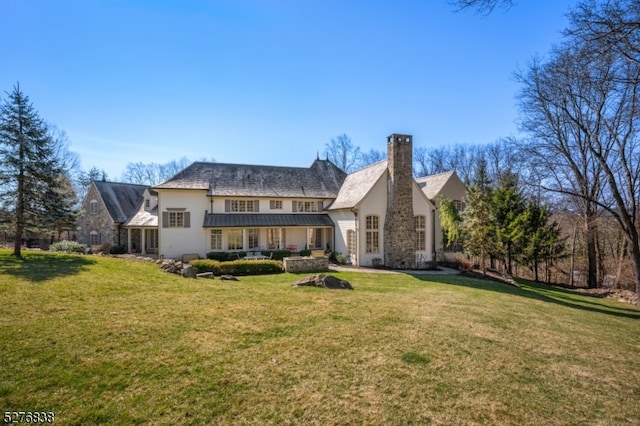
[283,256,329,273]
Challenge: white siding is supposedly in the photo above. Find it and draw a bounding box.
[357,172,387,267]
[412,183,436,262]
[328,210,357,261]
[158,189,209,259]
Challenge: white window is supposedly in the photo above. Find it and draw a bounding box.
[269,200,283,210]
[365,215,379,253]
[169,212,184,228]
[347,229,356,256]
[267,228,284,250]
[162,210,190,228]
[89,200,99,214]
[210,229,222,250]
[308,228,323,249]
[90,231,100,246]
[248,229,259,249]
[415,215,426,251]
[227,199,258,212]
[453,200,466,212]
[228,229,243,250]
[293,201,322,212]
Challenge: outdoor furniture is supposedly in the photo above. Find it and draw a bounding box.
[245,251,268,260]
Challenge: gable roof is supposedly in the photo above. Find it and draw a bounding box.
[415,170,457,199]
[154,159,347,199]
[328,160,388,210]
[93,181,148,223]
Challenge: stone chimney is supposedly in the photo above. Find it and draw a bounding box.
[384,134,416,269]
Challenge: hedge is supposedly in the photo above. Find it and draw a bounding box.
[191,259,284,276]
[206,250,292,262]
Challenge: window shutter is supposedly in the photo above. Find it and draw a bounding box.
[317,201,323,211]
[225,200,230,212]
[184,212,191,228]
[162,212,169,228]
[269,200,275,209]
[254,200,260,212]
[292,201,297,212]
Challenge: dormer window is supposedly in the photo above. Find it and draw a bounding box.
[145,199,150,209]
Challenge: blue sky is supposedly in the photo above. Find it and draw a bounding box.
[1,0,574,179]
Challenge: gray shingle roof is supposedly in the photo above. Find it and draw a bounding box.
[415,171,456,199]
[154,159,347,198]
[203,213,334,228]
[94,181,148,223]
[328,160,388,210]
[125,206,158,227]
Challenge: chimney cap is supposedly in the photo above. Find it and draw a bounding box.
[387,134,412,143]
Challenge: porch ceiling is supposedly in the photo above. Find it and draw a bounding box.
[203,214,334,228]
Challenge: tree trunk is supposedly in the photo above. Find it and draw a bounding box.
[586,213,598,288]
[569,222,577,286]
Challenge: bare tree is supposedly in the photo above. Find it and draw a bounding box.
[449,0,515,15]
[518,0,640,300]
[324,134,360,173]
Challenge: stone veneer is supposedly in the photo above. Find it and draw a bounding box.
[384,134,417,269]
[283,256,329,273]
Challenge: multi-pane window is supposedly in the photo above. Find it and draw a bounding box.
[248,228,259,249]
[89,200,99,214]
[145,229,158,253]
[267,228,285,250]
[227,199,258,212]
[365,215,379,253]
[453,200,466,212]
[269,200,283,210]
[228,229,243,250]
[347,229,356,256]
[210,229,222,250]
[90,231,100,246]
[293,201,321,212]
[415,215,426,251]
[168,212,184,228]
[308,228,323,249]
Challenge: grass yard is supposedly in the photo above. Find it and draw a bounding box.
[1,250,639,425]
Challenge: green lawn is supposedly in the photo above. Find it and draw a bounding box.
[1,250,639,425]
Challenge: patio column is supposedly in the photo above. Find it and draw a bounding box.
[141,228,146,255]
[278,228,283,250]
[127,228,132,253]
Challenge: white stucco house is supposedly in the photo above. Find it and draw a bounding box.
[77,133,466,267]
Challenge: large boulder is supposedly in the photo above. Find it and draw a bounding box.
[181,264,197,279]
[292,274,353,290]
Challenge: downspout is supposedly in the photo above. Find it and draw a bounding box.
[432,208,436,262]
[351,208,359,267]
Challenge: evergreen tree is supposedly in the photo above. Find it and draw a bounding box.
[491,171,525,275]
[462,158,495,275]
[0,84,62,257]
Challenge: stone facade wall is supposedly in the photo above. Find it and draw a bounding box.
[283,256,329,273]
[384,134,417,269]
[76,183,126,250]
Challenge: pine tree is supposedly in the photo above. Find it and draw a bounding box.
[0,84,62,257]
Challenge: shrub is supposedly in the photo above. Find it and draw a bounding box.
[299,249,311,257]
[264,250,291,261]
[50,240,87,254]
[335,253,347,264]
[109,245,127,255]
[206,251,245,262]
[191,259,284,276]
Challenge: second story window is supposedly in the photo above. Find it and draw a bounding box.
[162,209,190,228]
[89,200,99,214]
[225,199,260,212]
